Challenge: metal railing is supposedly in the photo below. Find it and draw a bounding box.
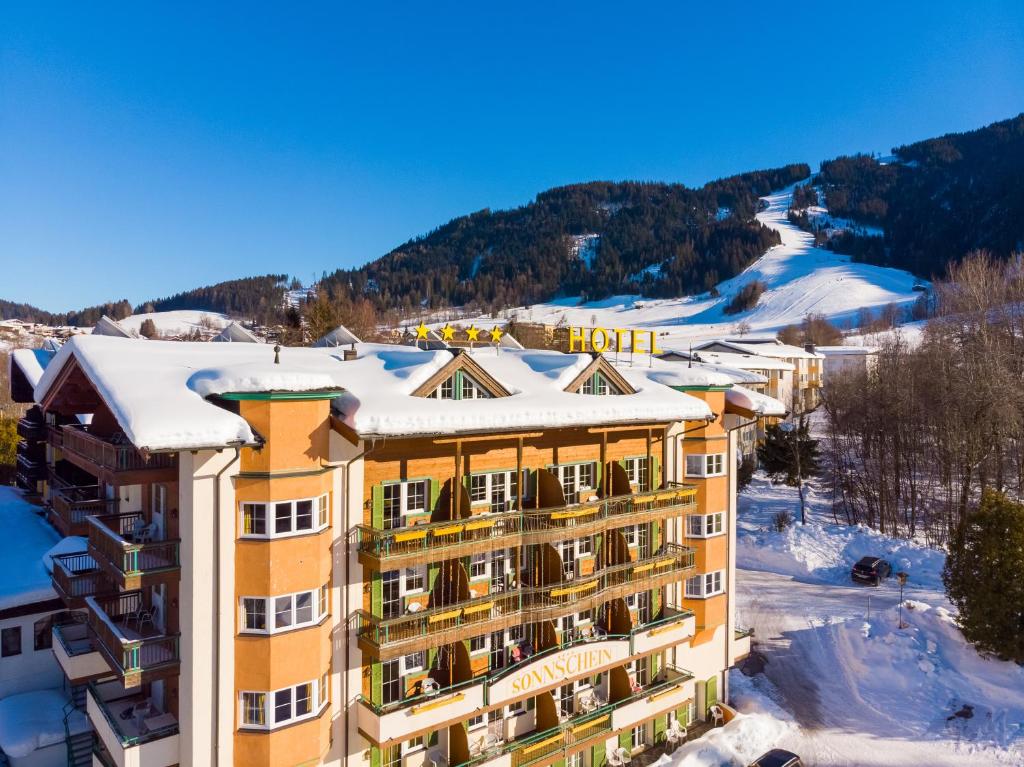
[89,512,180,577]
[88,682,180,747]
[61,426,177,473]
[358,545,695,650]
[86,591,180,676]
[52,551,114,604]
[355,484,697,560]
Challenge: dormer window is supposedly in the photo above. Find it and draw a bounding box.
[579,371,622,396]
[429,371,493,400]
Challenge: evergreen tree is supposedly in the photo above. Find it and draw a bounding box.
[757,417,820,522]
[943,490,1024,663]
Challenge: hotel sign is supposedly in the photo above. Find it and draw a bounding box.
[568,327,663,356]
[489,639,631,704]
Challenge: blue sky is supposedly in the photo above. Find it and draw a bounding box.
[3,2,1023,312]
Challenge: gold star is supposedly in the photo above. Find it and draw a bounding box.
[465,325,481,342]
[415,322,430,340]
[489,326,504,343]
[441,324,456,342]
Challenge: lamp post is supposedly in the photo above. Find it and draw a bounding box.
[896,571,909,629]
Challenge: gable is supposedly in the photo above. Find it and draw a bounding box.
[564,356,636,396]
[411,354,511,400]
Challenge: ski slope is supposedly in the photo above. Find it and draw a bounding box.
[118,310,229,336]
[493,185,922,347]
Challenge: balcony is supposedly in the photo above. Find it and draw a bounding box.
[355,484,698,569]
[15,449,47,481]
[51,484,119,537]
[631,606,697,655]
[52,614,111,682]
[52,551,115,608]
[358,678,485,744]
[16,415,47,441]
[609,666,694,731]
[85,591,180,688]
[357,544,696,658]
[89,512,180,590]
[60,425,177,482]
[733,627,753,662]
[88,681,180,767]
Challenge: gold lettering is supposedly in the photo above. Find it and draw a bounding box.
[569,327,587,352]
[591,328,610,353]
[649,330,663,356]
[631,329,646,354]
[613,328,628,353]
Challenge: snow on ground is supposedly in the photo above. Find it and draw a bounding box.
[731,473,1024,765]
[0,487,59,611]
[0,688,89,758]
[658,709,793,767]
[450,185,922,347]
[119,309,229,336]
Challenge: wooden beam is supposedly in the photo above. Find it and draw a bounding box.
[454,440,462,519]
[434,431,543,445]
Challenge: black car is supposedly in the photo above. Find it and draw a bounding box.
[851,556,892,586]
[749,750,803,767]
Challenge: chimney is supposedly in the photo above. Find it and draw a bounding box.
[804,343,816,354]
[343,348,357,361]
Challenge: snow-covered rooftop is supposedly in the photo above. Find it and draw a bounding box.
[0,689,89,758]
[694,338,824,360]
[726,384,787,417]
[35,336,721,450]
[10,346,59,388]
[0,488,60,612]
[816,345,879,356]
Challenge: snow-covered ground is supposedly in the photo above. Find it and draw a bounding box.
[442,185,923,347]
[728,474,1024,766]
[118,309,229,336]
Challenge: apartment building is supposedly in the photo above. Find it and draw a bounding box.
[9,335,774,767]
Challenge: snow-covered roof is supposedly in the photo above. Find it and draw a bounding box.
[10,346,59,389]
[35,336,718,450]
[816,345,879,356]
[91,315,137,338]
[42,536,88,574]
[726,384,787,417]
[0,689,89,758]
[313,324,362,347]
[661,348,794,373]
[0,487,60,611]
[211,322,262,343]
[694,339,823,360]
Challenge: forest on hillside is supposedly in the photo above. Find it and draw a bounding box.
[316,165,811,315]
[813,113,1024,277]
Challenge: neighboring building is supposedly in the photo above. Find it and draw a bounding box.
[313,325,363,348]
[690,339,824,415]
[11,335,778,767]
[91,316,137,339]
[212,322,264,344]
[815,346,878,383]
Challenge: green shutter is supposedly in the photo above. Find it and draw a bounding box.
[653,714,667,744]
[430,478,441,514]
[705,676,718,715]
[651,456,660,491]
[592,741,606,767]
[618,731,631,750]
[651,652,660,677]
[651,520,661,552]
[652,587,661,616]
[428,563,440,591]
[594,461,602,493]
[371,663,382,707]
[371,485,384,528]
[676,705,689,726]
[553,760,566,767]
[371,571,382,617]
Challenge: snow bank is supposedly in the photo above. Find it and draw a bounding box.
[736,475,946,593]
[0,488,59,611]
[119,310,228,336]
[664,711,792,767]
[0,689,89,758]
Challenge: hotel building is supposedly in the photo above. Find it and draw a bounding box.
[8,335,779,767]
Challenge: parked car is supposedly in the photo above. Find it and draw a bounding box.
[748,749,803,767]
[851,555,892,586]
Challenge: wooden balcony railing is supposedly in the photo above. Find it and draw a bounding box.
[355,484,697,565]
[15,452,47,480]
[16,416,47,441]
[47,424,64,448]
[89,512,180,583]
[86,591,179,684]
[357,544,696,655]
[52,551,115,607]
[51,485,119,537]
[61,426,177,474]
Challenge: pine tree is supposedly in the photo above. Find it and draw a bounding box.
[943,490,1024,663]
[757,416,820,523]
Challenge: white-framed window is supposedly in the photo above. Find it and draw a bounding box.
[404,566,426,593]
[382,658,401,705]
[152,484,167,515]
[381,565,426,618]
[468,713,485,729]
[554,462,596,505]
[490,550,510,592]
[403,737,425,756]
[620,524,650,557]
[623,457,649,490]
[489,630,506,669]
[469,634,488,654]
[429,372,493,400]
[685,570,725,598]
[686,512,725,538]
[579,372,620,396]
[507,624,524,643]
[240,493,330,539]
[239,678,326,730]
[469,553,488,580]
[567,751,585,767]
[684,453,725,478]
[382,745,401,767]
[631,723,648,750]
[382,480,427,529]
[240,586,329,634]
[402,651,426,674]
[469,470,518,513]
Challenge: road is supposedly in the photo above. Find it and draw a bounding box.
[733,568,1016,767]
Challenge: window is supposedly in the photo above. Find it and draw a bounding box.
[686,512,725,538]
[489,631,505,670]
[240,494,329,539]
[240,587,328,634]
[636,591,651,624]
[153,484,167,515]
[557,683,574,716]
[624,457,649,490]
[319,585,329,618]
[555,463,597,505]
[1,627,21,657]
[469,554,487,580]
[430,372,492,400]
[382,659,401,705]
[579,372,621,396]
[507,625,524,643]
[469,635,487,654]
[468,713,485,729]
[404,737,425,755]
[381,481,427,530]
[684,454,725,478]
[578,535,592,555]
[404,567,425,593]
[490,551,507,592]
[33,617,52,651]
[240,679,326,730]
[402,651,425,673]
[469,471,517,513]
[319,673,329,707]
[560,540,576,579]
[685,570,725,598]
[631,723,647,750]
[568,752,585,767]
[381,570,401,619]
[383,745,401,767]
